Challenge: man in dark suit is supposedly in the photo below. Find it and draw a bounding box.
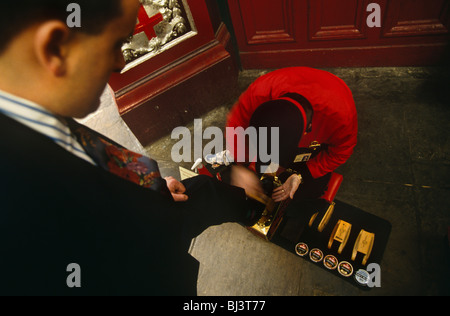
[0,0,256,295]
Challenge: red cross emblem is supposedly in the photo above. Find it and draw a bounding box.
[133,6,164,40]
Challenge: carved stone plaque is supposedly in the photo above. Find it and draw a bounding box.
[121,0,196,72]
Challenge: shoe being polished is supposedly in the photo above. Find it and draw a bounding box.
[242,196,266,227]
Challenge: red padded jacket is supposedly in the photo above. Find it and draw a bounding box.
[226,67,358,179]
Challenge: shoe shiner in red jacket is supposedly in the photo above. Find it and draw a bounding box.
[226,67,358,204]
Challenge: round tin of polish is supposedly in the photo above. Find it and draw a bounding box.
[295,243,309,257]
[323,255,338,270]
[354,269,370,286]
[337,261,354,277]
[309,248,324,263]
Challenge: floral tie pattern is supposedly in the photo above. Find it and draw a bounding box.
[67,118,170,196]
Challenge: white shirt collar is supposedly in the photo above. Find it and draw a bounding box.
[0,89,95,165]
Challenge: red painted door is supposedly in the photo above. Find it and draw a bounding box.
[228,0,450,68]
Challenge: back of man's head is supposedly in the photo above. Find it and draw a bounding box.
[0,0,141,118]
[0,0,123,55]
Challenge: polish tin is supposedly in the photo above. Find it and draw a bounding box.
[309,248,324,263]
[323,255,338,270]
[295,242,309,257]
[337,261,354,277]
[354,269,370,286]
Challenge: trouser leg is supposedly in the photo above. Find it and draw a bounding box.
[179,175,251,239]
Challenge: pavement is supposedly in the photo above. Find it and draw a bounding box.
[146,67,450,296]
[85,66,450,296]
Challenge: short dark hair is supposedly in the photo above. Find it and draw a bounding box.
[0,0,123,54]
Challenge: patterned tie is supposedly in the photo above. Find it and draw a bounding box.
[66,118,171,197]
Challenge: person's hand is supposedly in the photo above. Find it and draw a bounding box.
[165,176,189,202]
[230,165,264,198]
[272,174,302,202]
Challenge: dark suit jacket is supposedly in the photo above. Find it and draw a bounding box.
[0,113,201,296]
